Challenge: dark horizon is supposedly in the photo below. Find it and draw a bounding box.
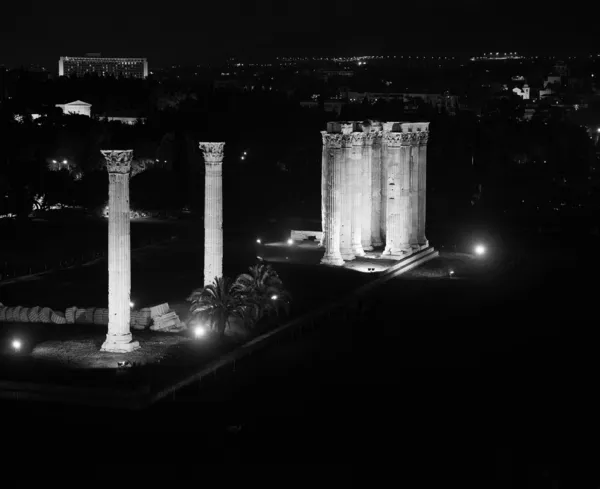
[1,0,598,70]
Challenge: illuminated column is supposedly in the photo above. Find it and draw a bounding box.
[370,122,383,247]
[101,150,139,353]
[339,123,354,261]
[199,142,225,286]
[350,132,365,257]
[320,134,344,266]
[417,126,430,248]
[319,131,328,247]
[408,133,420,250]
[380,122,398,243]
[361,126,374,251]
[382,133,412,257]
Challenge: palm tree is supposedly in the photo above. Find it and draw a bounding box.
[232,264,290,322]
[187,276,250,335]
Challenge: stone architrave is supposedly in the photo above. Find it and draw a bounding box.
[319,131,328,247]
[350,132,365,257]
[101,149,140,352]
[361,125,374,251]
[199,142,225,286]
[370,121,383,247]
[382,133,413,258]
[417,127,430,247]
[339,123,355,261]
[320,134,344,266]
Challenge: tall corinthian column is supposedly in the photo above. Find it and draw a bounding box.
[319,131,328,247]
[370,121,383,247]
[361,126,373,251]
[339,124,355,261]
[380,121,398,243]
[408,134,420,250]
[417,127,430,248]
[382,133,412,258]
[101,150,139,353]
[199,142,225,286]
[321,134,344,266]
[350,132,365,257]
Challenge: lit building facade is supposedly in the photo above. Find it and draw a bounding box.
[58,55,148,79]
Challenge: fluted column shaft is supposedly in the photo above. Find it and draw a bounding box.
[339,129,354,260]
[350,132,365,257]
[102,149,139,353]
[199,142,225,286]
[321,134,344,266]
[361,132,373,251]
[370,132,383,247]
[319,131,328,247]
[409,141,420,250]
[383,133,412,257]
[417,131,429,247]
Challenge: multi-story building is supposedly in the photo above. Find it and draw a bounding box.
[58,54,148,79]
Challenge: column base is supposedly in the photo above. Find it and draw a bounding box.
[362,245,374,251]
[321,255,345,266]
[371,239,384,248]
[101,337,141,353]
[351,245,366,257]
[417,239,429,249]
[382,246,413,259]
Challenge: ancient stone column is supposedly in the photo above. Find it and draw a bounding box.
[380,122,398,243]
[101,150,139,353]
[417,127,430,248]
[370,121,383,247]
[320,134,344,266]
[361,125,374,251]
[339,123,355,261]
[408,135,420,250]
[382,133,412,258]
[350,132,365,257]
[199,142,225,286]
[319,131,328,247]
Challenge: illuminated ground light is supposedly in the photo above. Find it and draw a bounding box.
[271,294,278,300]
[287,238,294,245]
[129,301,135,308]
[256,238,261,244]
[449,269,455,276]
[194,325,207,338]
[11,339,22,352]
[474,244,486,256]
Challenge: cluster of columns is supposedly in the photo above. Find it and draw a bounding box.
[99,143,226,353]
[320,120,429,266]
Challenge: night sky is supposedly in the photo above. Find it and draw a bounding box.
[1,0,597,70]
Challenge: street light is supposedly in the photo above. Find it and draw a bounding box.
[271,295,278,300]
[474,244,486,256]
[11,339,22,351]
[287,238,293,245]
[194,325,207,338]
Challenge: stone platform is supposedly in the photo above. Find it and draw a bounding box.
[257,240,437,275]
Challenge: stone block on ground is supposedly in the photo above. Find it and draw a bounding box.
[93,308,108,325]
[28,306,41,323]
[0,307,6,322]
[19,307,30,323]
[74,308,87,323]
[65,306,77,324]
[5,307,15,322]
[51,311,67,324]
[149,303,169,318]
[12,306,22,322]
[40,307,53,323]
[84,308,96,324]
[150,311,186,332]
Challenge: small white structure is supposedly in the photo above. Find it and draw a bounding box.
[55,100,92,117]
[199,142,225,286]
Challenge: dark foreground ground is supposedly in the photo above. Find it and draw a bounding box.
[1,218,598,485]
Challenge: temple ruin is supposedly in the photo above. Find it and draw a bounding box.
[320,121,430,265]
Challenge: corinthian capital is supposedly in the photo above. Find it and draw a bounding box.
[417,130,430,145]
[199,142,226,163]
[323,133,343,149]
[350,132,365,146]
[101,150,133,174]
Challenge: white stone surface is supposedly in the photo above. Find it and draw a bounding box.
[339,125,355,261]
[101,149,140,353]
[320,131,328,247]
[320,134,344,266]
[199,142,225,286]
[350,132,365,257]
[291,230,324,242]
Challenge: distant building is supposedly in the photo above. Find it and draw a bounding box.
[58,54,148,79]
[512,84,530,100]
[55,100,92,116]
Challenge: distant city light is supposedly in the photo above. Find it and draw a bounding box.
[11,339,22,351]
[474,245,486,256]
[52,159,57,164]
[241,156,245,160]
[62,160,67,164]
[256,238,261,244]
[449,269,455,276]
[287,238,293,245]
[130,301,134,308]
[271,295,278,300]
[194,325,207,338]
